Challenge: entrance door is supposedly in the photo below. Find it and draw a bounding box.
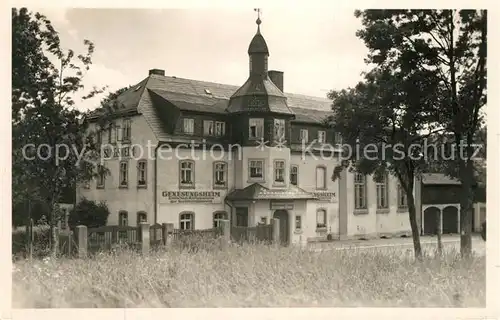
[273,210,289,245]
[235,207,248,227]
[442,206,459,234]
[423,207,439,235]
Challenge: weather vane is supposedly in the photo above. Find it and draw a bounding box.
[254,8,262,23]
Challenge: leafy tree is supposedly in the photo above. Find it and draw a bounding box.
[349,9,486,257]
[12,8,109,256]
[329,66,442,259]
[68,198,110,229]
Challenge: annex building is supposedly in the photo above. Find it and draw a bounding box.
[78,17,419,245]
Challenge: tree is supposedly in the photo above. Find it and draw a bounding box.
[12,8,108,256]
[329,65,442,260]
[352,9,487,257]
[68,198,110,229]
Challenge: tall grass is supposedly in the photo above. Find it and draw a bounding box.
[12,242,485,308]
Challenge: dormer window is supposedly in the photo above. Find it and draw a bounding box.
[204,89,212,95]
[215,121,225,136]
[183,118,194,135]
[318,130,326,143]
[204,120,214,136]
[274,119,285,141]
[249,118,264,139]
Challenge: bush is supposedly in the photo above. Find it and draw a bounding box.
[68,198,110,229]
[12,225,74,259]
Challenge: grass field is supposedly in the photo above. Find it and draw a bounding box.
[12,242,485,308]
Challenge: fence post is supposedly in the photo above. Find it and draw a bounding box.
[110,226,118,248]
[139,223,150,254]
[271,218,280,246]
[75,225,88,258]
[220,220,231,247]
[162,223,174,246]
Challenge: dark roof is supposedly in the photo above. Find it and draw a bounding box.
[421,173,461,185]
[226,183,317,201]
[88,74,333,140]
[248,27,269,54]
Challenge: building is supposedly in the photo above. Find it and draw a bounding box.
[415,173,486,235]
[78,17,418,245]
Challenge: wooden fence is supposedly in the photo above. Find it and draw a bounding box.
[231,224,274,244]
[58,218,281,258]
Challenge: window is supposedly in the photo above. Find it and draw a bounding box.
[215,121,226,136]
[180,212,194,230]
[316,209,326,229]
[213,211,228,228]
[334,132,343,145]
[260,217,268,225]
[295,215,302,231]
[119,161,128,187]
[249,118,264,139]
[398,184,408,209]
[204,120,214,136]
[122,119,132,142]
[274,160,285,183]
[180,160,195,187]
[315,166,326,189]
[376,174,389,209]
[109,125,116,144]
[97,165,105,189]
[290,165,298,186]
[249,159,264,180]
[119,211,128,226]
[317,130,326,143]
[274,119,285,141]
[183,118,194,135]
[213,162,227,188]
[354,173,367,210]
[250,55,253,72]
[300,129,308,143]
[137,212,147,225]
[115,124,122,142]
[137,160,147,187]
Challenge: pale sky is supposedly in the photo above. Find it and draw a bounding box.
[34,8,370,111]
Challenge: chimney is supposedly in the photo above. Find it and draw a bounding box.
[268,70,284,92]
[149,68,165,76]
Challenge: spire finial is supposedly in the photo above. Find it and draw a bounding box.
[254,8,262,28]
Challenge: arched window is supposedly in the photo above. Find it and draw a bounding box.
[179,160,195,188]
[179,212,194,230]
[290,165,298,186]
[119,211,128,226]
[213,161,227,188]
[375,173,389,209]
[354,173,367,209]
[316,209,327,229]
[213,211,228,228]
[137,211,147,225]
[315,165,327,189]
[137,160,147,187]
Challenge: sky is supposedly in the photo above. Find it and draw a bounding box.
[33,8,371,112]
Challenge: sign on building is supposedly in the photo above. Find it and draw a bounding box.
[161,191,223,204]
[313,192,337,202]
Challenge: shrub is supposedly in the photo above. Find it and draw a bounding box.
[68,198,110,229]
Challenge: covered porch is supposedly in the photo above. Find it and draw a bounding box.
[226,183,318,245]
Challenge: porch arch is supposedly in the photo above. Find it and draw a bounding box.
[421,204,460,235]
